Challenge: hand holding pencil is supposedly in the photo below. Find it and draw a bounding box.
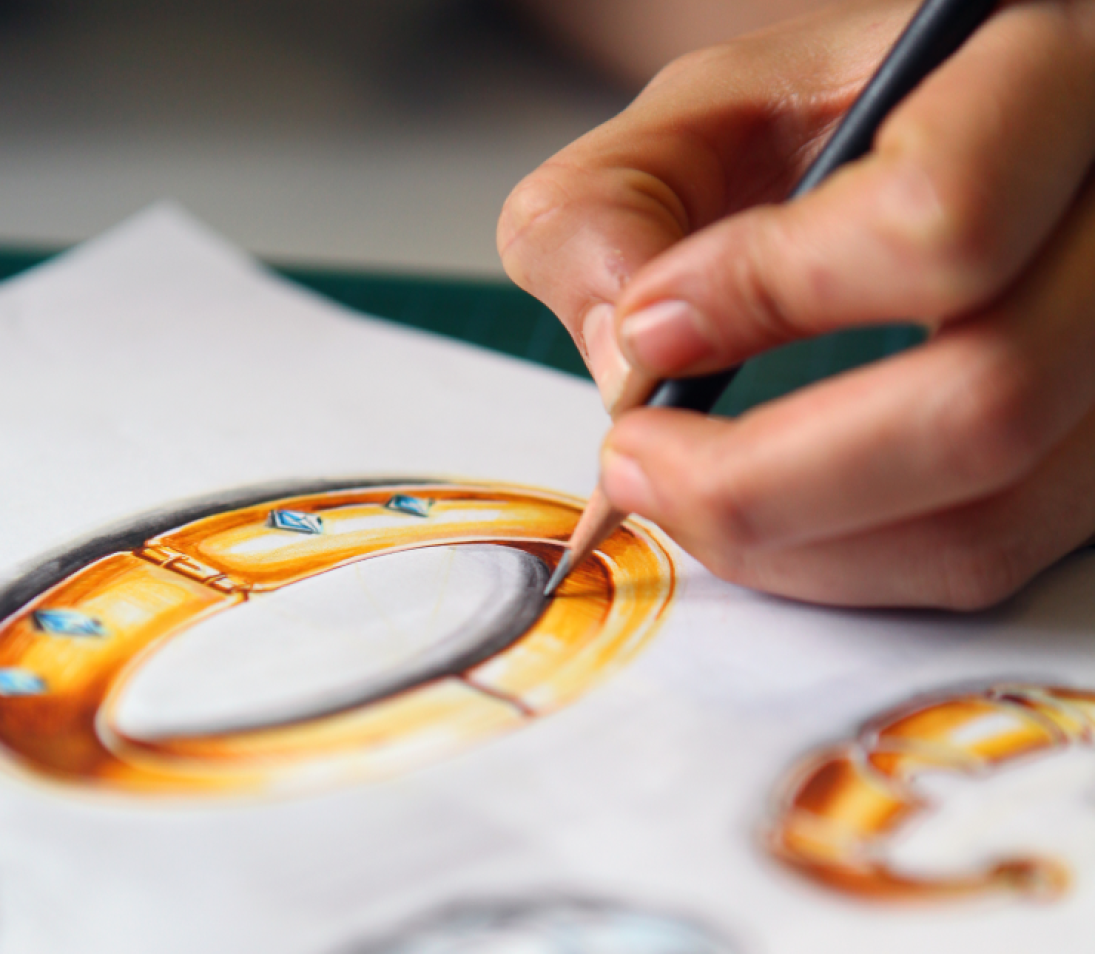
[500,0,1095,610]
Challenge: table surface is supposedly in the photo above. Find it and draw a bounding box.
[0,246,923,416]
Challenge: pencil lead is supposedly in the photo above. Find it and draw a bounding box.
[543,549,573,597]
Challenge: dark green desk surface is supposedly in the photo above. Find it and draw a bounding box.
[0,246,923,416]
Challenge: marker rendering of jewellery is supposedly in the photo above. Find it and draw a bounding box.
[546,0,1000,596]
[0,478,675,794]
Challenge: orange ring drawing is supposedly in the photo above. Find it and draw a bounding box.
[0,479,675,795]
[765,683,1095,903]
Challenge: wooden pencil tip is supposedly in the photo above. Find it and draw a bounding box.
[545,487,628,598]
[543,549,573,597]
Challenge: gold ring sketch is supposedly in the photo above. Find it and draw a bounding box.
[766,682,1095,902]
[0,479,675,795]
[337,898,738,954]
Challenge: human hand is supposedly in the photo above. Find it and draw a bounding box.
[498,0,1095,609]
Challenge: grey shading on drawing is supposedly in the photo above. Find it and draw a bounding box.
[338,897,739,954]
[0,478,436,623]
[0,478,549,732]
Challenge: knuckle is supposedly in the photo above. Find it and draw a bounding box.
[876,136,1006,314]
[729,216,801,346]
[681,455,760,549]
[699,544,750,587]
[936,533,1027,612]
[497,171,569,262]
[646,45,730,92]
[662,454,712,522]
[929,348,1044,490]
[614,167,692,238]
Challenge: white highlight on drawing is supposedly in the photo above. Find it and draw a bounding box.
[889,746,1095,881]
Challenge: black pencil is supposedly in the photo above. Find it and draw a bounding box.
[545,0,1001,597]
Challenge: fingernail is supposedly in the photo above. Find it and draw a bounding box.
[601,448,654,514]
[620,300,711,375]
[584,303,631,413]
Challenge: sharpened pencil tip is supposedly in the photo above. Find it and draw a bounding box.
[544,550,573,597]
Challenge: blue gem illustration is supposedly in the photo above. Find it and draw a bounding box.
[268,509,324,535]
[385,494,433,518]
[0,668,46,697]
[32,609,107,638]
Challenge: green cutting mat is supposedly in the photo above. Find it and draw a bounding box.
[0,247,923,415]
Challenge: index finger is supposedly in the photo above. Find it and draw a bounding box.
[496,0,912,394]
[612,0,1095,379]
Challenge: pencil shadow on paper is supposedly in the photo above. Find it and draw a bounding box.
[0,478,676,796]
[336,897,740,954]
[765,681,1095,904]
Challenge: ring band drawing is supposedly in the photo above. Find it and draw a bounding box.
[0,479,675,795]
[766,683,1095,902]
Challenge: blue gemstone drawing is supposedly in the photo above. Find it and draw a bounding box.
[268,509,324,535]
[32,609,108,638]
[385,494,433,518]
[0,668,46,697]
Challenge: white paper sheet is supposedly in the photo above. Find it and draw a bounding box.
[1,206,1094,954]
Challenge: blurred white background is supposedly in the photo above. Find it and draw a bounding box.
[0,0,630,274]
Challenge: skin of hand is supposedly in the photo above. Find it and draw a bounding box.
[498,0,1095,610]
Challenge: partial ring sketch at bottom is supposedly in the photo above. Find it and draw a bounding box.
[0,479,676,795]
[339,897,738,954]
[767,682,1095,904]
